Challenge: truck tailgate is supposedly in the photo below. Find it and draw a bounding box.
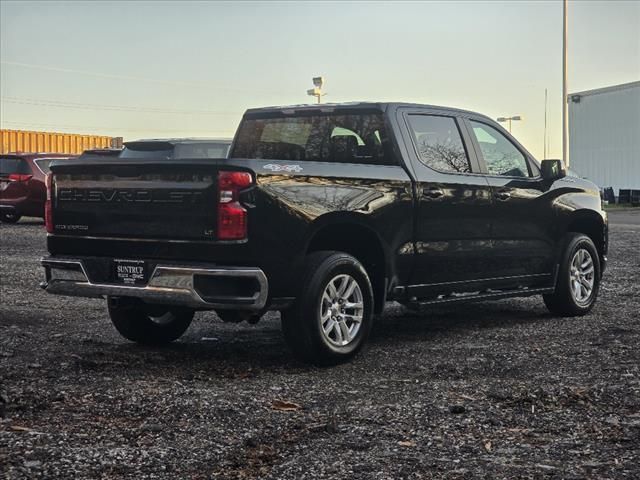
[50,160,219,241]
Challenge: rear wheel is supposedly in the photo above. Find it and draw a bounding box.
[107,298,194,345]
[543,233,600,316]
[281,251,374,365]
[0,213,21,223]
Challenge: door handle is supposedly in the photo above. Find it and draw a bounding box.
[423,187,444,199]
[494,190,511,201]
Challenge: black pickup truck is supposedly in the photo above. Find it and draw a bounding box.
[41,103,608,364]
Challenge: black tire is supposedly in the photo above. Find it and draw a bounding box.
[0,213,21,223]
[281,251,374,365]
[543,233,601,316]
[107,298,194,345]
[216,310,260,324]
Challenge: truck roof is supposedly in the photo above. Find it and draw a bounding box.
[244,102,492,120]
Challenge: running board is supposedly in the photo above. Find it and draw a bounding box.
[406,286,555,308]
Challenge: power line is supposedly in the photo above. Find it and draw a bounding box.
[0,61,281,94]
[1,96,244,115]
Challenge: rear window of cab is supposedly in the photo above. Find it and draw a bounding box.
[232,113,393,165]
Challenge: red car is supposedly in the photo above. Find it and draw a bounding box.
[0,153,73,223]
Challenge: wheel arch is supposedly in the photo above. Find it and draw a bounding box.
[565,209,608,265]
[304,213,389,313]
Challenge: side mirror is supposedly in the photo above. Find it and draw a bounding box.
[541,159,566,181]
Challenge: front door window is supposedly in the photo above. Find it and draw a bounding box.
[470,121,531,177]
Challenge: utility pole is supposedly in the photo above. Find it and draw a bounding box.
[307,77,325,104]
[544,88,548,159]
[562,0,569,167]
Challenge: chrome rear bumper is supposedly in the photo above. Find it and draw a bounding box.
[41,257,268,310]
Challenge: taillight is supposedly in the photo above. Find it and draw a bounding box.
[45,173,54,233]
[217,171,252,240]
[8,173,32,182]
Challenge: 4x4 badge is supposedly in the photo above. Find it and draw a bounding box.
[263,164,303,173]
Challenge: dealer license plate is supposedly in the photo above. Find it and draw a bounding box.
[113,259,148,285]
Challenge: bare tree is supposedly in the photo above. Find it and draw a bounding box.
[417,140,469,173]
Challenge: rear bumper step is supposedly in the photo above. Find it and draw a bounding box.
[41,257,268,310]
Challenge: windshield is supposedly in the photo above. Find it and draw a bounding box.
[174,143,229,159]
[119,142,229,160]
[120,147,173,160]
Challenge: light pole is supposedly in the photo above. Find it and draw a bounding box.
[544,88,548,159]
[562,0,569,167]
[307,76,325,104]
[497,115,522,133]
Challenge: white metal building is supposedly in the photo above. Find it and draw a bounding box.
[568,80,640,194]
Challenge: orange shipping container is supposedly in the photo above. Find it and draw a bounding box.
[0,129,123,155]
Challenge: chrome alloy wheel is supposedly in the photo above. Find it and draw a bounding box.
[319,274,364,347]
[570,248,595,304]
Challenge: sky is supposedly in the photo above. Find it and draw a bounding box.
[1,0,639,159]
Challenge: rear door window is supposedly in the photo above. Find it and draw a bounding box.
[406,115,471,173]
[232,112,393,165]
[0,157,30,176]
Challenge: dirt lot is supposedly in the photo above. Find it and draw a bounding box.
[1,211,639,479]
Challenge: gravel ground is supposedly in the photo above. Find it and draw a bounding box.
[1,211,639,479]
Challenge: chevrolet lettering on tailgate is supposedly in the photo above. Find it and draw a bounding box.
[58,189,204,204]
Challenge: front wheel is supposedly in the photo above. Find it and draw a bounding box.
[543,233,601,316]
[281,251,374,365]
[107,298,194,345]
[0,213,21,223]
